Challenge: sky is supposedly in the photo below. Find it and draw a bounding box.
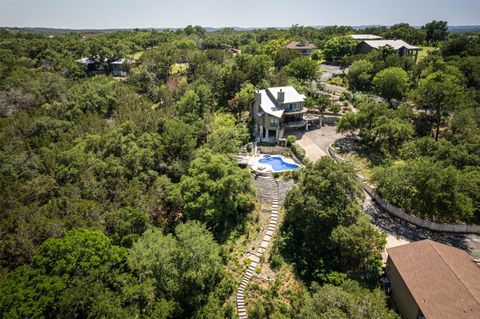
[1,0,479,29]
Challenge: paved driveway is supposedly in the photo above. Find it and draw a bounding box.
[292,125,345,162]
[291,124,480,260]
[320,64,345,82]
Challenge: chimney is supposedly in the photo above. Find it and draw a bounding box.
[277,89,285,103]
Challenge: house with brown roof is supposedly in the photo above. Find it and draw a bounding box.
[385,240,480,319]
[285,41,316,57]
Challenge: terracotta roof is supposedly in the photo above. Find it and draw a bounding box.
[387,240,480,319]
[285,41,316,50]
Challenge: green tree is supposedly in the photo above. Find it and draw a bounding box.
[206,113,250,154]
[66,76,119,119]
[128,221,222,316]
[299,281,399,319]
[415,71,463,141]
[281,157,385,282]
[0,229,137,319]
[323,36,357,63]
[372,67,410,101]
[107,207,151,247]
[424,20,449,45]
[347,59,374,92]
[274,47,300,69]
[337,102,414,153]
[170,149,253,230]
[284,57,320,81]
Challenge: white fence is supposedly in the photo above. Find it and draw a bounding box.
[328,144,480,234]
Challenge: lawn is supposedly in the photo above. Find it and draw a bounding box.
[130,51,144,60]
[417,46,437,62]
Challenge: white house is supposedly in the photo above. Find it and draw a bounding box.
[251,86,307,143]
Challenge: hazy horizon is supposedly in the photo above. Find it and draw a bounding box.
[1,0,480,29]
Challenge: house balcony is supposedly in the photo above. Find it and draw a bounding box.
[282,120,306,128]
[283,107,309,115]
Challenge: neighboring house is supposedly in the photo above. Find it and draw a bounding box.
[76,57,105,74]
[251,86,307,143]
[110,58,129,77]
[356,39,420,61]
[385,240,480,319]
[285,41,316,57]
[228,47,241,55]
[76,57,131,77]
[350,34,383,41]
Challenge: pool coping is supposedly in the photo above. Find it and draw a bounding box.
[250,154,302,174]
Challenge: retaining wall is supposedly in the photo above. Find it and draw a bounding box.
[328,144,480,234]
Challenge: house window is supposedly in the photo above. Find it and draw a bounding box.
[289,103,300,111]
[269,117,279,127]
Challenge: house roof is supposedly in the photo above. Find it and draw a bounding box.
[258,86,306,118]
[75,57,96,64]
[350,34,383,40]
[362,39,420,50]
[285,41,316,50]
[387,239,480,319]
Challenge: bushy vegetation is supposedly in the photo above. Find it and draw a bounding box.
[1,20,476,317]
[337,24,480,224]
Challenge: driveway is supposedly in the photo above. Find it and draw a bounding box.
[292,125,345,161]
[293,124,480,260]
[320,64,345,82]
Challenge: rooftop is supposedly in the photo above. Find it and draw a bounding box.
[285,41,316,50]
[350,34,383,40]
[258,86,306,118]
[387,239,480,319]
[362,39,419,50]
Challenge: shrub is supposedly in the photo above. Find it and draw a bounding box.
[270,251,284,270]
[330,103,341,113]
[340,91,353,101]
[286,135,296,146]
[290,143,306,161]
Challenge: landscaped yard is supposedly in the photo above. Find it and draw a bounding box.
[417,46,437,62]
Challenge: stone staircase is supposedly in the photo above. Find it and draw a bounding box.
[237,175,279,319]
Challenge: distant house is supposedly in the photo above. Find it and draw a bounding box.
[76,57,131,77]
[285,41,316,57]
[356,39,420,61]
[350,34,383,41]
[228,47,241,55]
[385,240,480,319]
[110,58,129,77]
[76,57,104,74]
[251,86,307,142]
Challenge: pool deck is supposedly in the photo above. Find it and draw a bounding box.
[250,154,301,174]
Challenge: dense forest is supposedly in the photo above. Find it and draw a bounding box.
[0,21,479,318]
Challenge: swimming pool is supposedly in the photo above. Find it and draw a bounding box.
[258,155,301,172]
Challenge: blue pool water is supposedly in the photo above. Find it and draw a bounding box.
[258,155,301,172]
